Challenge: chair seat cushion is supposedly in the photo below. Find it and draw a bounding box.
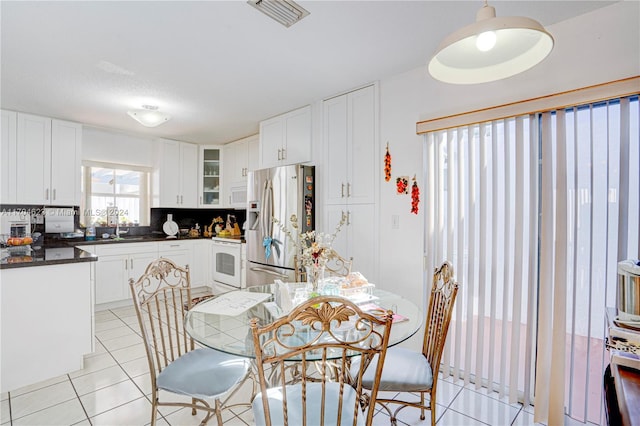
[356,347,433,392]
[157,347,250,400]
[252,382,365,426]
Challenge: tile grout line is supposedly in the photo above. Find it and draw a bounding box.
[104,308,177,425]
[66,373,93,426]
[7,391,12,426]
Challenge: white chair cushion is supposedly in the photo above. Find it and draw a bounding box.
[252,382,365,426]
[356,347,433,392]
[157,347,250,400]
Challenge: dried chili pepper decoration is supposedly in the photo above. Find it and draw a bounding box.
[384,142,392,181]
[410,176,420,214]
[396,176,408,194]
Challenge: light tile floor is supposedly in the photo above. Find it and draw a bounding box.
[1,288,599,425]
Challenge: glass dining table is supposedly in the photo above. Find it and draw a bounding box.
[184,282,422,359]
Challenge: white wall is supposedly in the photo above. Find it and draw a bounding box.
[376,1,640,313]
[82,126,155,167]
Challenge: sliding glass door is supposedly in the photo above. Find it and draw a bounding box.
[423,95,638,423]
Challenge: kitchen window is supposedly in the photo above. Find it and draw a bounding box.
[81,162,150,226]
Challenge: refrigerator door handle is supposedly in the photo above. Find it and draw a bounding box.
[250,266,289,279]
[260,179,274,239]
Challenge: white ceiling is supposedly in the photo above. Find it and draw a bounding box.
[1,0,617,145]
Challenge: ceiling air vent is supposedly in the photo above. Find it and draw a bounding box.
[248,0,310,28]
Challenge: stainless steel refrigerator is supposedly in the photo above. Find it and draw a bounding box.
[245,164,315,286]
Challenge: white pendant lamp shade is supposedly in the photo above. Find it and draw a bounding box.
[428,3,554,84]
[127,105,171,127]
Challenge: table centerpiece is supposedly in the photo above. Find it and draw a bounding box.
[273,213,346,294]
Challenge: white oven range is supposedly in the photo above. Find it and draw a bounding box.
[211,237,245,293]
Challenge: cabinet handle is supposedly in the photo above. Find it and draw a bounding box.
[277,149,282,160]
[45,188,49,200]
[346,211,351,226]
[347,183,351,197]
[124,258,128,270]
[341,183,345,198]
[176,195,180,204]
[169,244,179,248]
[130,259,133,269]
[53,189,56,200]
[180,195,183,204]
[281,148,286,159]
[229,195,232,204]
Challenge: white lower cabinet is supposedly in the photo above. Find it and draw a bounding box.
[94,242,158,305]
[158,240,192,270]
[190,239,212,287]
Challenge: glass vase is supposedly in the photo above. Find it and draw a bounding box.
[305,264,325,295]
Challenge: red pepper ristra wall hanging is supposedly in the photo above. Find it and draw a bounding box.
[384,142,392,182]
[410,175,420,214]
[396,176,409,194]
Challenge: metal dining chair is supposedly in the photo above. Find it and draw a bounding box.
[129,258,253,425]
[250,295,394,426]
[356,261,459,426]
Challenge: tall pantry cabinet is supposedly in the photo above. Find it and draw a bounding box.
[322,84,378,282]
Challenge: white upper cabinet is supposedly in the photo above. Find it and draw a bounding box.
[223,134,258,207]
[1,110,17,204]
[50,119,83,205]
[198,145,223,207]
[224,134,258,185]
[15,113,82,205]
[323,85,376,205]
[259,105,311,169]
[154,139,198,208]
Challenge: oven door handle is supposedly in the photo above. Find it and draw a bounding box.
[250,266,288,279]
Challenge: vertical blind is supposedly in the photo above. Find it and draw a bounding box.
[423,95,639,425]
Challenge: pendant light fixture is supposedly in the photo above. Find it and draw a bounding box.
[127,105,171,127]
[428,1,554,84]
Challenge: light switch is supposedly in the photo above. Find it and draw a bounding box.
[392,215,399,229]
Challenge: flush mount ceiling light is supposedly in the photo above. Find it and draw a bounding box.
[428,1,554,84]
[247,0,309,28]
[127,105,171,127]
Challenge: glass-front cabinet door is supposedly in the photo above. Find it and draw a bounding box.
[199,145,222,207]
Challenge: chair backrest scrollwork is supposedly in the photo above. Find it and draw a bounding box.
[422,261,459,375]
[250,296,393,426]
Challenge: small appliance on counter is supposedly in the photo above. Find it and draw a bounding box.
[44,207,75,234]
[605,260,640,370]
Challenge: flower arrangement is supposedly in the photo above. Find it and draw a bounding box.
[273,214,347,270]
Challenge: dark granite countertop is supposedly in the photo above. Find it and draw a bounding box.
[0,246,98,269]
[0,234,243,269]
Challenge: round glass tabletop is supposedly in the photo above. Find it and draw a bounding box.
[185,282,422,359]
